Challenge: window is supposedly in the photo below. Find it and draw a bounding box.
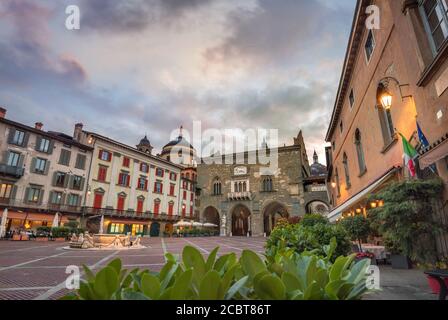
[110,223,124,234]
[27,187,42,203]
[0,183,13,199]
[55,172,67,188]
[170,172,177,181]
[75,154,86,170]
[154,181,163,194]
[364,30,375,62]
[335,168,341,197]
[38,138,51,153]
[50,191,63,205]
[343,153,351,188]
[190,193,194,202]
[377,104,395,146]
[156,168,164,177]
[183,190,187,200]
[138,177,148,190]
[122,157,130,168]
[118,172,130,187]
[355,129,367,175]
[332,141,336,151]
[93,193,103,209]
[99,150,112,162]
[262,177,273,192]
[140,162,149,173]
[7,151,20,167]
[137,198,144,214]
[11,130,25,146]
[72,175,83,190]
[97,166,107,182]
[117,195,126,212]
[59,149,71,166]
[153,200,161,215]
[67,194,79,207]
[213,180,222,195]
[349,89,355,109]
[34,158,48,174]
[190,206,193,218]
[168,202,174,215]
[182,204,186,217]
[169,184,175,196]
[339,121,343,133]
[420,0,448,53]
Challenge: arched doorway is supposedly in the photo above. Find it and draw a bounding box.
[263,202,289,236]
[150,222,160,237]
[306,201,330,215]
[203,206,220,230]
[231,204,251,236]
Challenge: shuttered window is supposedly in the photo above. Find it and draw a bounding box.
[75,154,86,170]
[59,149,71,166]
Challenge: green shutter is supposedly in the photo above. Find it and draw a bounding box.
[35,136,42,151]
[10,186,18,200]
[18,154,25,168]
[47,140,54,154]
[2,151,10,165]
[66,175,73,189]
[77,195,83,207]
[52,171,58,186]
[80,177,86,191]
[44,160,50,175]
[22,132,30,147]
[38,190,45,205]
[24,187,31,203]
[49,191,55,204]
[7,128,16,144]
[66,150,72,165]
[61,193,66,205]
[30,158,37,173]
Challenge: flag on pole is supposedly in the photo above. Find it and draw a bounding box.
[417,122,430,148]
[400,133,418,177]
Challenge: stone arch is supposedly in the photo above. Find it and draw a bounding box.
[306,200,330,215]
[230,204,251,236]
[262,201,289,235]
[203,206,220,229]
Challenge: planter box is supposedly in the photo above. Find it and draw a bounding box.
[12,235,21,241]
[53,238,66,242]
[20,235,29,241]
[36,237,49,242]
[391,255,412,269]
[427,275,448,295]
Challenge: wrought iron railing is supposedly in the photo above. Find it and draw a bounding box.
[0,164,24,178]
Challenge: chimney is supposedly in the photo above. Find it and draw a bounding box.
[35,122,43,130]
[0,107,6,119]
[74,123,83,141]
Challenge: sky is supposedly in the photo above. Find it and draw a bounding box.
[0,0,356,165]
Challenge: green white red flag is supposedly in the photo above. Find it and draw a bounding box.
[400,133,418,177]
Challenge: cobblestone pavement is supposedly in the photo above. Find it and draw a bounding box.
[0,238,438,300]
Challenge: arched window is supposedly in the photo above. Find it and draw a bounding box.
[213,179,222,195]
[335,168,341,197]
[262,177,273,192]
[243,182,247,192]
[355,129,367,174]
[342,153,351,188]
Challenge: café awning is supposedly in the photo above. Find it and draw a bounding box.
[327,167,400,222]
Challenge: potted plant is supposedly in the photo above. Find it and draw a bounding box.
[369,179,445,270]
[51,227,70,242]
[340,215,371,252]
[36,226,50,241]
[419,259,448,294]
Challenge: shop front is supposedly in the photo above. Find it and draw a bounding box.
[105,219,149,236]
[0,210,73,233]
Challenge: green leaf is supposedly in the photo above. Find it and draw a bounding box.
[141,273,161,299]
[240,250,266,279]
[205,247,219,271]
[171,269,193,300]
[281,272,302,293]
[93,266,119,300]
[254,274,286,300]
[325,280,345,300]
[224,276,249,300]
[199,270,221,300]
[182,246,206,285]
[219,265,237,299]
[121,289,150,300]
[82,264,95,282]
[214,254,230,273]
[160,263,179,291]
[107,258,122,275]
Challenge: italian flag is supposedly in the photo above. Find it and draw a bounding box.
[400,133,418,177]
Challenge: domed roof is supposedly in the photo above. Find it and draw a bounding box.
[138,135,151,146]
[161,126,195,154]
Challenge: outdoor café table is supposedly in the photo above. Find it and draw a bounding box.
[361,245,386,260]
[424,270,448,300]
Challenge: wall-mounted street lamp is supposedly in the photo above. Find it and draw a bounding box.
[331,181,337,189]
[377,77,412,110]
[380,87,393,110]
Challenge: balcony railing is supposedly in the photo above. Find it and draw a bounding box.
[83,207,181,222]
[0,198,83,213]
[227,191,253,201]
[0,164,24,178]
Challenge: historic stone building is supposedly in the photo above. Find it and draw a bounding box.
[197,131,329,237]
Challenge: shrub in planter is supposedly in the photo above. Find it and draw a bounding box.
[63,241,374,300]
[340,215,372,252]
[51,227,71,240]
[36,226,51,238]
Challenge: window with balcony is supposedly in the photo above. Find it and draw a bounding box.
[7,151,20,167]
[233,180,248,192]
[420,0,448,54]
[168,202,174,215]
[136,198,145,214]
[153,199,161,215]
[117,194,126,212]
